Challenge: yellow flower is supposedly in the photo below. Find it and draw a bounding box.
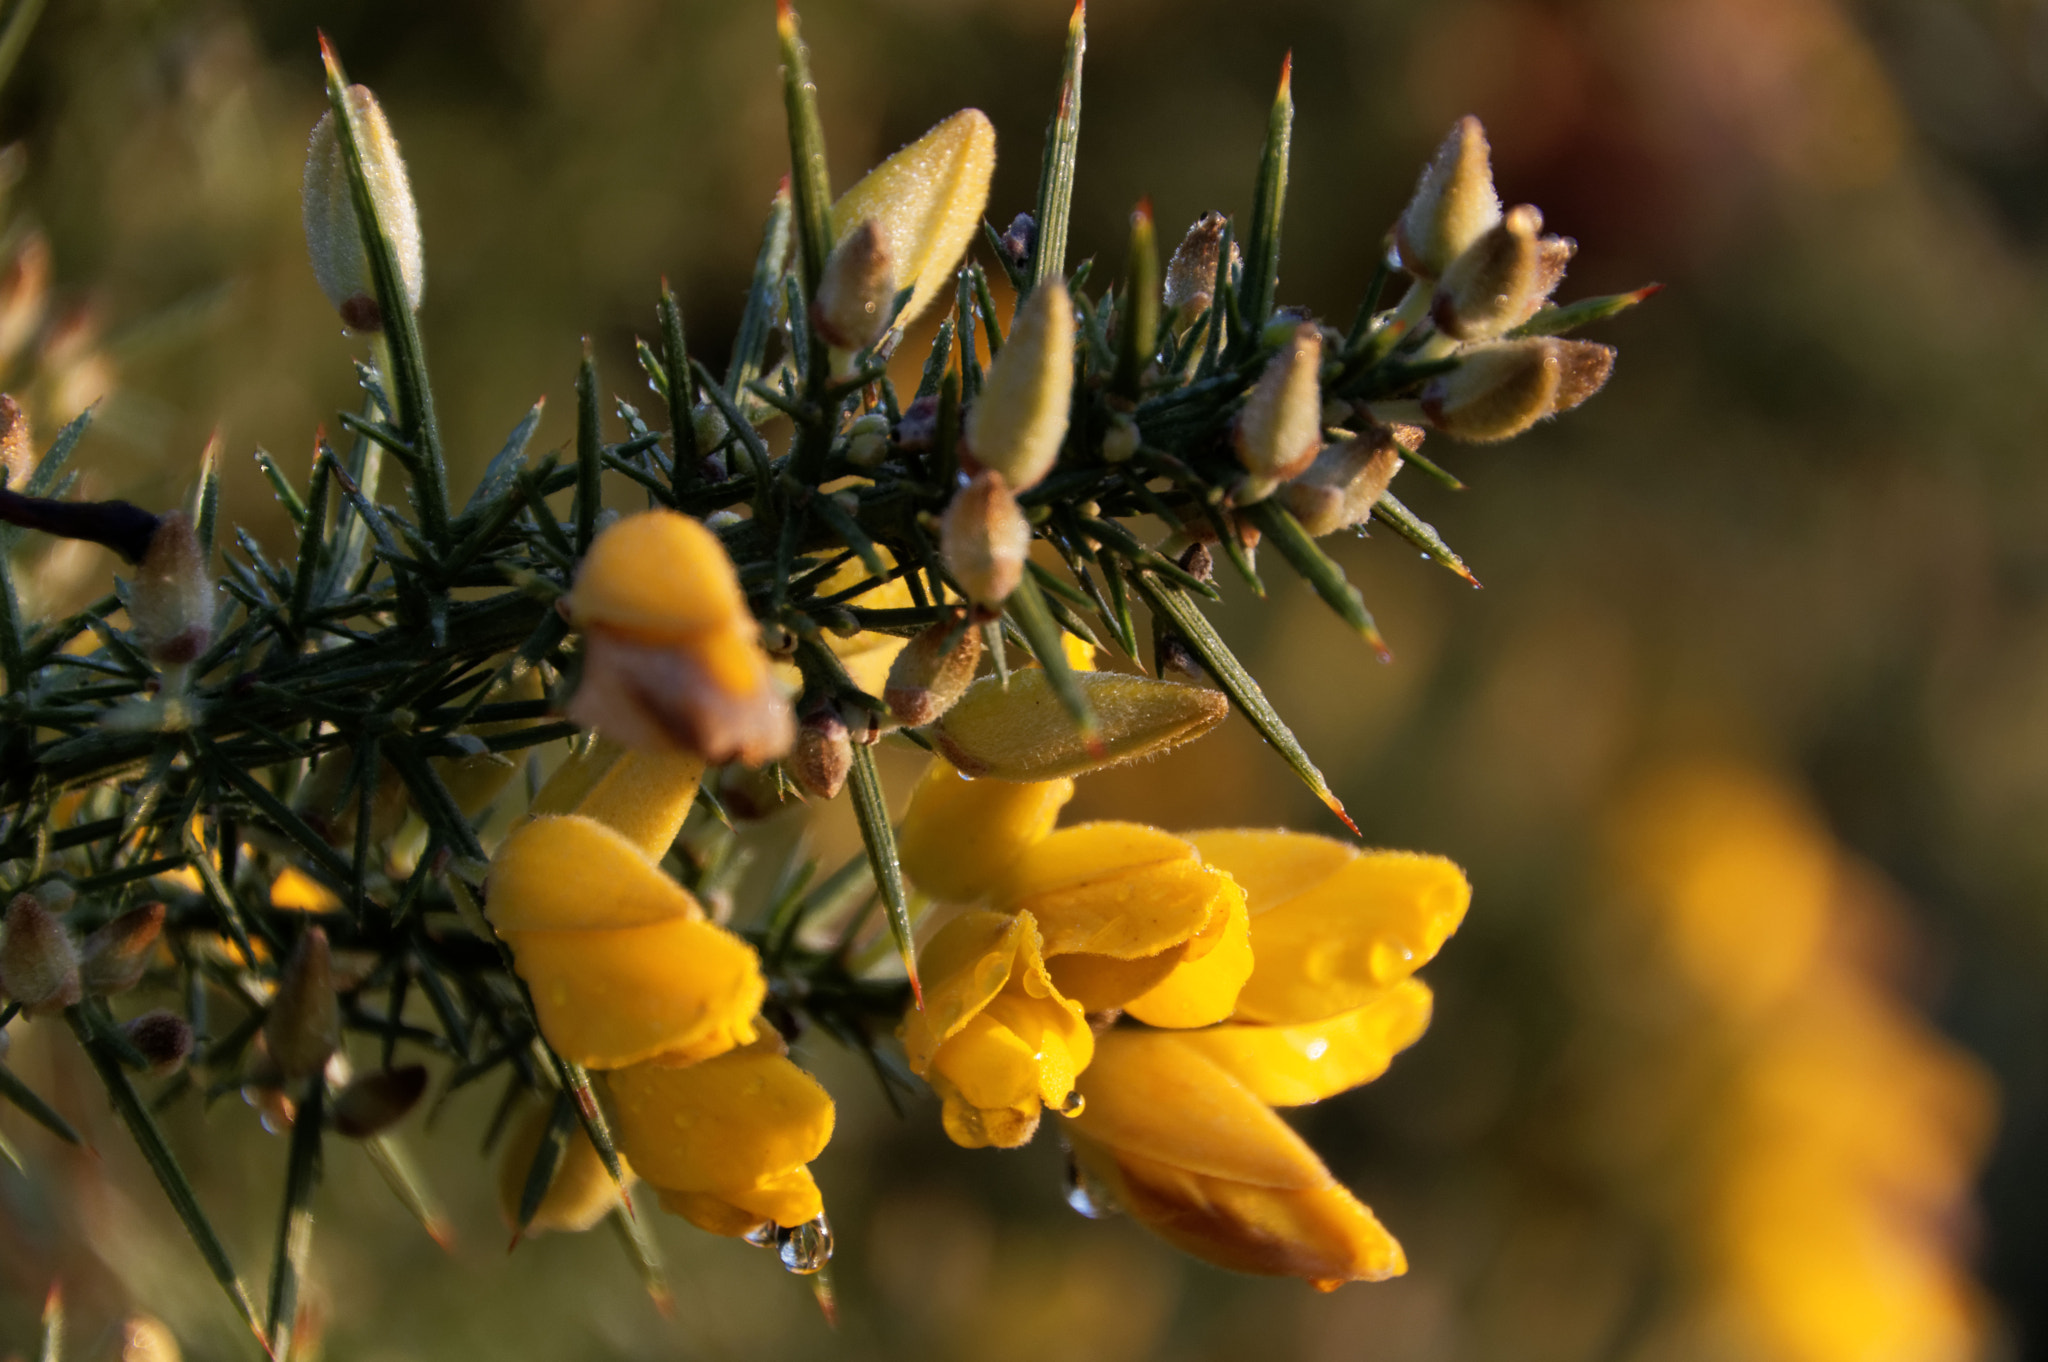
[607,1032,835,1238]
[774,547,916,698]
[525,736,705,863]
[496,1097,634,1236]
[897,756,1075,903]
[995,822,1252,1029]
[830,109,996,331]
[485,814,763,1070]
[563,510,792,765]
[1171,980,1434,1107]
[1186,830,1468,1025]
[901,909,1094,1149]
[1066,1028,1406,1290]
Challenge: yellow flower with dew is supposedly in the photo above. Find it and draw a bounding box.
[562,510,792,764]
[485,814,763,1070]
[897,756,1074,904]
[1066,1028,1406,1290]
[608,1030,835,1241]
[1172,980,1434,1107]
[900,909,1093,1149]
[830,109,996,332]
[496,1097,635,1237]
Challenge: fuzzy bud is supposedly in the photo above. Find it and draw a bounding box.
[964,281,1074,492]
[123,1010,195,1077]
[1431,205,1573,342]
[1550,339,1617,416]
[331,1064,429,1138]
[831,109,997,329]
[303,85,424,331]
[0,894,81,1016]
[940,470,1031,608]
[1416,337,1613,442]
[884,612,983,727]
[1281,429,1410,537]
[0,392,30,489]
[933,668,1230,781]
[1232,323,1324,504]
[1164,212,1239,330]
[845,412,891,468]
[1393,117,1502,281]
[811,218,895,359]
[791,707,854,800]
[80,902,166,996]
[127,511,214,671]
[1102,412,1140,463]
[264,927,339,1084]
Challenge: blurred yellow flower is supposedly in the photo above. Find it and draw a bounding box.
[1066,1028,1406,1290]
[496,1097,635,1236]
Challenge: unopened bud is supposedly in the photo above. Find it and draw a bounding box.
[831,109,997,329]
[0,894,80,1015]
[933,669,1229,781]
[331,1063,429,1138]
[1232,323,1323,504]
[1432,205,1575,341]
[941,470,1031,608]
[0,392,30,488]
[997,212,1037,272]
[691,401,730,453]
[1164,212,1239,329]
[1550,339,1617,416]
[127,511,213,672]
[1413,337,1614,442]
[123,1010,195,1077]
[1393,116,1502,280]
[303,84,424,330]
[964,281,1074,491]
[80,902,166,996]
[845,412,891,468]
[264,927,339,1084]
[791,707,853,800]
[1282,430,1409,536]
[811,218,895,360]
[118,1316,182,1362]
[884,612,983,727]
[1102,412,1140,463]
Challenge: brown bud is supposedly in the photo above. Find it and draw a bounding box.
[331,1063,429,1138]
[884,612,983,727]
[1232,323,1324,503]
[1281,428,1409,537]
[1164,212,1240,330]
[791,707,853,800]
[80,902,166,996]
[0,894,80,1015]
[123,1010,195,1077]
[128,511,214,671]
[1550,339,1617,415]
[1394,116,1502,280]
[940,470,1031,608]
[265,927,339,1083]
[1432,205,1573,342]
[0,392,30,489]
[810,218,896,356]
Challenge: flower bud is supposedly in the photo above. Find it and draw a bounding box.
[964,281,1074,492]
[884,612,983,728]
[933,668,1229,781]
[1393,116,1501,281]
[122,1010,195,1077]
[128,511,213,672]
[831,109,996,330]
[1232,323,1323,504]
[331,1063,429,1138]
[117,1316,182,1362]
[1550,338,1617,415]
[1431,204,1572,341]
[79,902,166,996]
[1163,211,1239,330]
[1101,411,1140,463]
[791,706,853,800]
[844,412,891,468]
[0,392,30,489]
[940,470,1031,608]
[1418,337,1559,442]
[0,893,81,1015]
[265,927,339,1084]
[303,85,424,331]
[810,218,895,360]
[691,401,730,453]
[1281,427,1410,537]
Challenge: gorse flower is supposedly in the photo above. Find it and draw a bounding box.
[830,108,996,331]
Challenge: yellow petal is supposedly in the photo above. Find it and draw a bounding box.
[928,1068,1040,1150]
[565,510,747,637]
[270,866,341,914]
[496,1098,634,1236]
[1183,829,1354,912]
[502,917,763,1070]
[898,759,1073,903]
[486,815,702,931]
[1124,880,1254,1028]
[831,109,996,329]
[934,669,1228,781]
[527,738,705,863]
[1070,1029,1330,1190]
[1000,823,1231,961]
[608,1046,835,1197]
[901,909,1032,1070]
[999,821,1195,900]
[1175,981,1434,1105]
[1045,950,1182,1014]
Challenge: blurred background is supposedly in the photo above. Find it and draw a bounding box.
[4,0,2048,1358]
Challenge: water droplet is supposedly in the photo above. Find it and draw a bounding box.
[1063,1156,1119,1220]
[1304,1038,1329,1061]
[1058,1090,1086,1117]
[742,1221,778,1249]
[776,1214,834,1275]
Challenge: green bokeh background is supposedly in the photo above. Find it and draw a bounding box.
[5,0,2048,1357]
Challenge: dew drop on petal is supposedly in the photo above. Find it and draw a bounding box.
[1063,1156,1119,1220]
[1304,1038,1329,1061]
[777,1214,835,1274]
[743,1221,778,1249]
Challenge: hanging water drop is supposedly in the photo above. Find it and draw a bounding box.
[776,1213,835,1274]
[1058,1090,1086,1117]
[743,1221,778,1249]
[1063,1155,1120,1220]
